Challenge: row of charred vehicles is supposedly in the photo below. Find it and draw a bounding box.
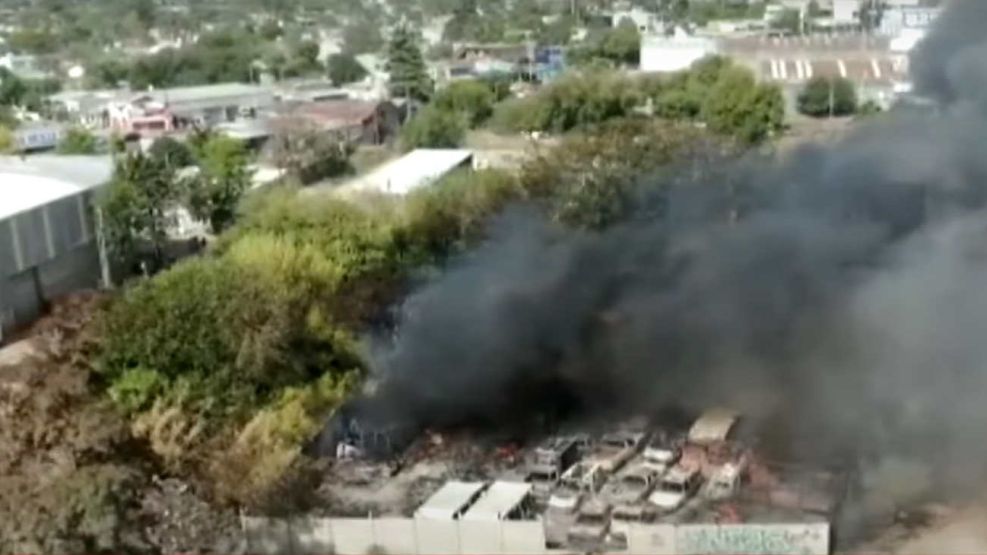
[520,408,840,550]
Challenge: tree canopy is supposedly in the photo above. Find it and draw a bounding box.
[432,79,497,127]
[798,76,858,117]
[327,52,368,86]
[57,127,99,154]
[386,25,433,102]
[401,105,468,150]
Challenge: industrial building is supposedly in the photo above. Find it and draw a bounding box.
[0,156,112,339]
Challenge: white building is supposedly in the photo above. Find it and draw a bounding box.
[340,149,474,196]
[610,7,663,33]
[0,156,113,337]
[833,0,862,24]
[879,5,941,36]
[640,32,720,73]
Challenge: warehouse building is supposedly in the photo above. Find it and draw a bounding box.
[0,156,112,339]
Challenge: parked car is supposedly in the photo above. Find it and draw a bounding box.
[602,463,662,505]
[566,499,612,549]
[610,503,659,544]
[548,460,608,514]
[526,463,561,502]
[649,466,702,513]
[594,430,648,473]
[643,429,682,471]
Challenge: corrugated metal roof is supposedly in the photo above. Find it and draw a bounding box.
[139,83,272,104]
[343,149,473,196]
[415,481,487,520]
[0,155,113,221]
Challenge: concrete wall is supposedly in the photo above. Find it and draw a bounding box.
[242,517,830,555]
[675,523,830,555]
[242,517,549,555]
[640,37,720,73]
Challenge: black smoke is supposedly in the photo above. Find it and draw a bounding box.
[333,0,987,505]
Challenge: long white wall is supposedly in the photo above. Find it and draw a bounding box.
[242,517,830,555]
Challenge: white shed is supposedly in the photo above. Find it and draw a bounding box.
[461,481,534,522]
[415,481,488,520]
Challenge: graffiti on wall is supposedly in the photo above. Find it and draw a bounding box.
[676,524,829,555]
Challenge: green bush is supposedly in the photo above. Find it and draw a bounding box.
[107,367,166,414]
[491,70,641,133]
[57,127,99,154]
[400,105,467,150]
[432,79,496,127]
[798,76,858,117]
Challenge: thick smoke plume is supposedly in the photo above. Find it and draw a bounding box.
[348,0,987,505]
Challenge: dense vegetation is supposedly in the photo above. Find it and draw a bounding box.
[491,57,784,145]
[798,75,859,118]
[79,117,728,517]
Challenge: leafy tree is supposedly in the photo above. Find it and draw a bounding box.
[432,79,495,127]
[600,20,641,66]
[57,127,99,154]
[442,0,507,43]
[259,19,283,41]
[857,99,882,118]
[491,71,641,133]
[401,106,467,150]
[187,135,251,233]
[288,40,322,75]
[88,58,129,89]
[327,52,368,86]
[7,28,57,54]
[0,68,26,107]
[797,76,857,117]
[127,29,265,89]
[701,66,784,144]
[101,153,181,267]
[341,20,384,54]
[386,25,433,102]
[133,0,155,29]
[0,126,13,153]
[773,8,802,34]
[269,117,353,184]
[536,14,576,45]
[149,136,196,169]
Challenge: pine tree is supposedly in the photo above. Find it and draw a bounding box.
[386,25,433,102]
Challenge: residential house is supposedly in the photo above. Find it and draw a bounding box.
[109,83,275,137]
[283,99,401,146]
[48,89,130,129]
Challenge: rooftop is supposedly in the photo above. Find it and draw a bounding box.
[0,155,113,220]
[461,481,533,522]
[136,82,272,104]
[290,99,383,130]
[414,480,486,520]
[342,149,474,196]
[688,408,739,444]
